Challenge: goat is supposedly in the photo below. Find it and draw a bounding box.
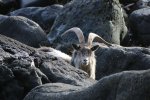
[61,27,112,79]
[38,27,111,79]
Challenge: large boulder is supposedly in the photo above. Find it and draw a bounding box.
[0,15,48,48]
[48,0,127,46]
[95,45,150,79]
[129,7,150,46]
[9,5,63,33]
[34,50,95,87]
[0,34,94,100]
[0,34,46,100]
[24,69,150,100]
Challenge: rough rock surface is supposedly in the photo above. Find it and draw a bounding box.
[0,15,48,48]
[0,34,44,100]
[0,0,17,14]
[9,4,63,33]
[119,0,139,4]
[56,0,72,4]
[1,30,150,100]
[95,45,150,79]
[0,34,93,100]
[136,0,150,8]
[48,0,127,46]
[129,7,150,46]
[24,69,150,100]
[18,0,54,8]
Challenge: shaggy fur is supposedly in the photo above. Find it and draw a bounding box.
[71,46,98,79]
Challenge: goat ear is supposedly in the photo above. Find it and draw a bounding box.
[72,44,81,50]
[91,45,99,51]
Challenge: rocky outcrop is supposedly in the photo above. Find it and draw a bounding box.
[95,45,150,79]
[9,4,63,33]
[1,1,150,100]
[24,69,150,100]
[0,34,93,100]
[48,0,127,47]
[0,34,44,100]
[0,15,48,48]
[129,7,150,46]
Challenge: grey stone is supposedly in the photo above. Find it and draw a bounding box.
[9,5,63,33]
[0,34,93,100]
[136,0,150,9]
[0,0,17,14]
[0,15,48,48]
[18,0,54,8]
[24,69,150,100]
[129,7,150,46]
[56,0,72,4]
[96,45,150,79]
[48,0,127,46]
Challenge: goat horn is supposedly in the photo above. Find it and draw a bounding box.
[88,33,112,47]
[61,27,85,46]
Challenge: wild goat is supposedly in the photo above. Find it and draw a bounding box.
[61,27,112,79]
[38,27,111,79]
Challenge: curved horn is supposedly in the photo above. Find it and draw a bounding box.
[88,33,112,47]
[61,27,85,46]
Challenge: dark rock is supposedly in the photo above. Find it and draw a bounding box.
[121,0,150,14]
[24,69,150,100]
[0,65,14,86]
[39,57,94,86]
[34,49,95,87]
[136,0,150,8]
[0,15,48,48]
[122,3,137,14]
[48,0,127,47]
[96,45,150,79]
[56,0,72,4]
[0,0,17,14]
[0,34,46,100]
[129,8,150,46]
[17,0,72,8]
[18,0,54,8]
[119,0,139,5]
[0,34,94,100]
[9,5,63,33]
[0,80,24,100]
[120,0,150,14]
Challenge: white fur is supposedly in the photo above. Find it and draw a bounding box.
[37,47,71,63]
[71,47,96,79]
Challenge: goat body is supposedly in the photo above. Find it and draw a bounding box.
[37,47,71,63]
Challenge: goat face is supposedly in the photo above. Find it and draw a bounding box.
[72,44,99,68]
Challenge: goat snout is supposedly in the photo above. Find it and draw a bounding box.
[82,59,89,65]
[83,59,88,62]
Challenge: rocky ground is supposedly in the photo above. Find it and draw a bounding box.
[0,0,150,100]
